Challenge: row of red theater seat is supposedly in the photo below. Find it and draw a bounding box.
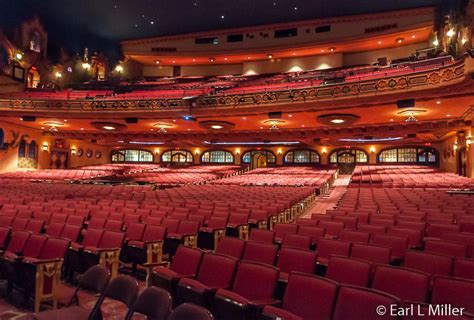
[150,244,474,319]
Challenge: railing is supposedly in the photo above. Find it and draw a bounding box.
[0,59,466,113]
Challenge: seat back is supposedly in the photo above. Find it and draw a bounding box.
[249,229,275,244]
[350,243,392,264]
[46,223,65,237]
[424,239,468,258]
[333,285,400,320]
[197,253,237,288]
[0,227,11,247]
[168,303,214,320]
[372,234,409,259]
[206,216,227,229]
[39,237,71,260]
[232,261,279,302]
[372,265,430,302]
[99,231,125,249]
[317,239,351,262]
[283,272,338,320]
[171,246,203,276]
[142,225,167,242]
[339,230,370,243]
[431,276,474,314]
[61,224,81,242]
[228,213,249,225]
[273,223,298,239]
[297,226,325,246]
[125,287,172,320]
[281,233,311,250]
[161,218,180,233]
[326,255,372,287]
[215,237,245,260]
[22,234,48,258]
[404,251,453,276]
[12,217,29,231]
[277,247,316,275]
[177,220,200,234]
[88,217,106,229]
[126,223,146,241]
[242,241,278,265]
[7,230,31,252]
[82,228,104,247]
[104,219,124,232]
[26,219,45,233]
[453,258,474,280]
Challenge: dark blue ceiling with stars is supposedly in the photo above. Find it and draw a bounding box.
[0,0,463,63]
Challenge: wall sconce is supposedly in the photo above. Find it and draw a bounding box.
[235,148,241,155]
[453,142,458,151]
[194,148,200,155]
[82,62,91,70]
[71,147,76,155]
[277,148,282,155]
[466,137,472,147]
[42,142,49,152]
[15,52,23,60]
[55,72,62,79]
[321,147,327,155]
[369,146,376,154]
[115,65,123,73]
[155,148,160,154]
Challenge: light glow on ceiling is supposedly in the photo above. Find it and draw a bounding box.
[203,141,300,145]
[102,126,116,130]
[338,137,404,143]
[211,125,224,129]
[330,119,345,124]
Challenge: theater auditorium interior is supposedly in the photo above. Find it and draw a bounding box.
[0,0,474,319]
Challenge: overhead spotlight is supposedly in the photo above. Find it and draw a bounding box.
[155,60,161,64]
[396,38,404,44]
[329,47,336,52]
[209,57,216,62]
[267,53,273,59]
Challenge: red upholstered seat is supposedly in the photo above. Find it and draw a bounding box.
[424,239,468,258]
[177,253,237,306]
[453,257,474,280]
[242,241,278,265]
[151,246,203,295]
[371,265,430,302]
[316,239,351,265]
[350,243,392,264]
[214,261,280,319]
[404,251,453,276]
[281,233,311,250]
[273,223,298,243]
[215,237,245,260]
[326,255,372,286]
[249,228,275,244]
[333,285,400,320]
[339,230,370,243]
[431,276,474,314]
[262,272,338,320]
[277,247,317,281]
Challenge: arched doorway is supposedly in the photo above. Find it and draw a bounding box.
[458,147,467,177]
[329,148,368,174]
[252,152,268,169]
[242,150,276,169]
[27,66,40,88]
[337,152,356,174]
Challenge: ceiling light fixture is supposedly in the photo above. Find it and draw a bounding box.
[203,141,300,145]
[330,119,345,124]
[211,125,224,129]
[102,126,116,130]
[338,137,404,142]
